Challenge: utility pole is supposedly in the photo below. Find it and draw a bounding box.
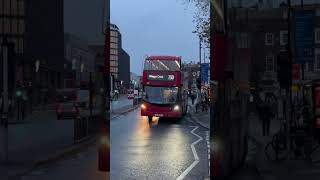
[0,38,9,163]
[89,72,93,119]
[287,0,292,151]
[203,47,206,64]
[199,36,202,89]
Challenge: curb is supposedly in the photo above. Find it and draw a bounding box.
[111,105,140,120]
[189,113,210,130]
[5,135,98,180]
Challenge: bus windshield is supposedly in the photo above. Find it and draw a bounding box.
[144,60,180,71]
[143,86,178,104]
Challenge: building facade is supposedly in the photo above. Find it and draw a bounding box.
[118,48,130,90]
[110,23,121,81]
[182,62,200,89]
[89,44,105,91]
[64,33,95,88]
[0,0,25,54]
[229,4,320,92]
[1,0,64,104]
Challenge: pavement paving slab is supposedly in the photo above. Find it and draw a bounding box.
[248,112,320,180]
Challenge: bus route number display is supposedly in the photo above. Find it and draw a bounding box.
[148,74,175,81]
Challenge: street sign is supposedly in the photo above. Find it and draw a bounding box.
[147,74,175,81]
[292,10,315,63]
[201,63,209,84]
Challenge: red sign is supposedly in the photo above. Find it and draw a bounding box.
[211,33,227,81]
[292,64,301,80]
[315,87,320,116]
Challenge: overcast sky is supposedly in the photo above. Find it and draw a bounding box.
[111,0,200,75]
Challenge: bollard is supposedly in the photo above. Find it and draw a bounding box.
[74,116,78,143]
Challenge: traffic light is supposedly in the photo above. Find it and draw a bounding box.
[277,51,292,89]
[196,78,201,90]
[15,85,23,98]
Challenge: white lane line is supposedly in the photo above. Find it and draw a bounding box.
[176,126,203,180]
[206,131,210,178]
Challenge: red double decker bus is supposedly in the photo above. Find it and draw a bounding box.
[141,56,187,122]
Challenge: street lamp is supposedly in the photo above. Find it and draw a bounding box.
[80,62,84,84]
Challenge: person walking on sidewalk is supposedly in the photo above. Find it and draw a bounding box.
[190,92,196,105]
[261,101,273,136]
[201,92,208,112]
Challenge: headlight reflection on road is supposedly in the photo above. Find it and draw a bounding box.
[135,115,152,141]
[159,127,188,163]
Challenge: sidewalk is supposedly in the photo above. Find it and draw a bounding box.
[111,103,139,119]
[187,97,210,129]
[0,96,135,180]
[248,112,320,180]
[0,110,75,180]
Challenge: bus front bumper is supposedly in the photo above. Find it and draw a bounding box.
[141,110,182,118]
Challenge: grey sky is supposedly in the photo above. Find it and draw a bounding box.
[111,0,200,75]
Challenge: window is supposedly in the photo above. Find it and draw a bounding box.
[309,62,314,72]
[4,18,10,34]
[4,0,10,14]
[18,19,25,34]
[11,0,18,15]
[110,43,117,49]
[143,86,178,104]
[0,18,3,34]
[236,32,249,48]
[110,31,117,37]
[280,31,288,46]
[144,60,180,71]
[111,37,118,43]
[315,28,320,44]
[265,33,274,46]
[317,9,320,16]
[18,0,25,16]
[315,49,320,70]
[11,19,18,34]
[265,55,274,72]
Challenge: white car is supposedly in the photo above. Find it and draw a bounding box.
[75,89,90,108]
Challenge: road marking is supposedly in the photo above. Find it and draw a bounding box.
[176,126,203,180]
[206,131,210,178]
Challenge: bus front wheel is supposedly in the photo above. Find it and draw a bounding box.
[148,116,153,123]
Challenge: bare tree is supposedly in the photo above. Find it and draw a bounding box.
[180,0,210,47]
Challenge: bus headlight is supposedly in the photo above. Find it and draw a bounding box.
[173,105,180,111]
[141,104,147,109]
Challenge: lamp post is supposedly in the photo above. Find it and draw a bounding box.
[72,58,77,87]
[98,0,110,172]
[34,59,40,108]
[80,62,84,84]
[199,36,202,88]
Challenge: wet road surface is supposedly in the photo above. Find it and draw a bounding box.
[111,108,209,180]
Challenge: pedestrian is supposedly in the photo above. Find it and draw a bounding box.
[261,102,273,136]
[190,92,196,105]
[201,93,207,112]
